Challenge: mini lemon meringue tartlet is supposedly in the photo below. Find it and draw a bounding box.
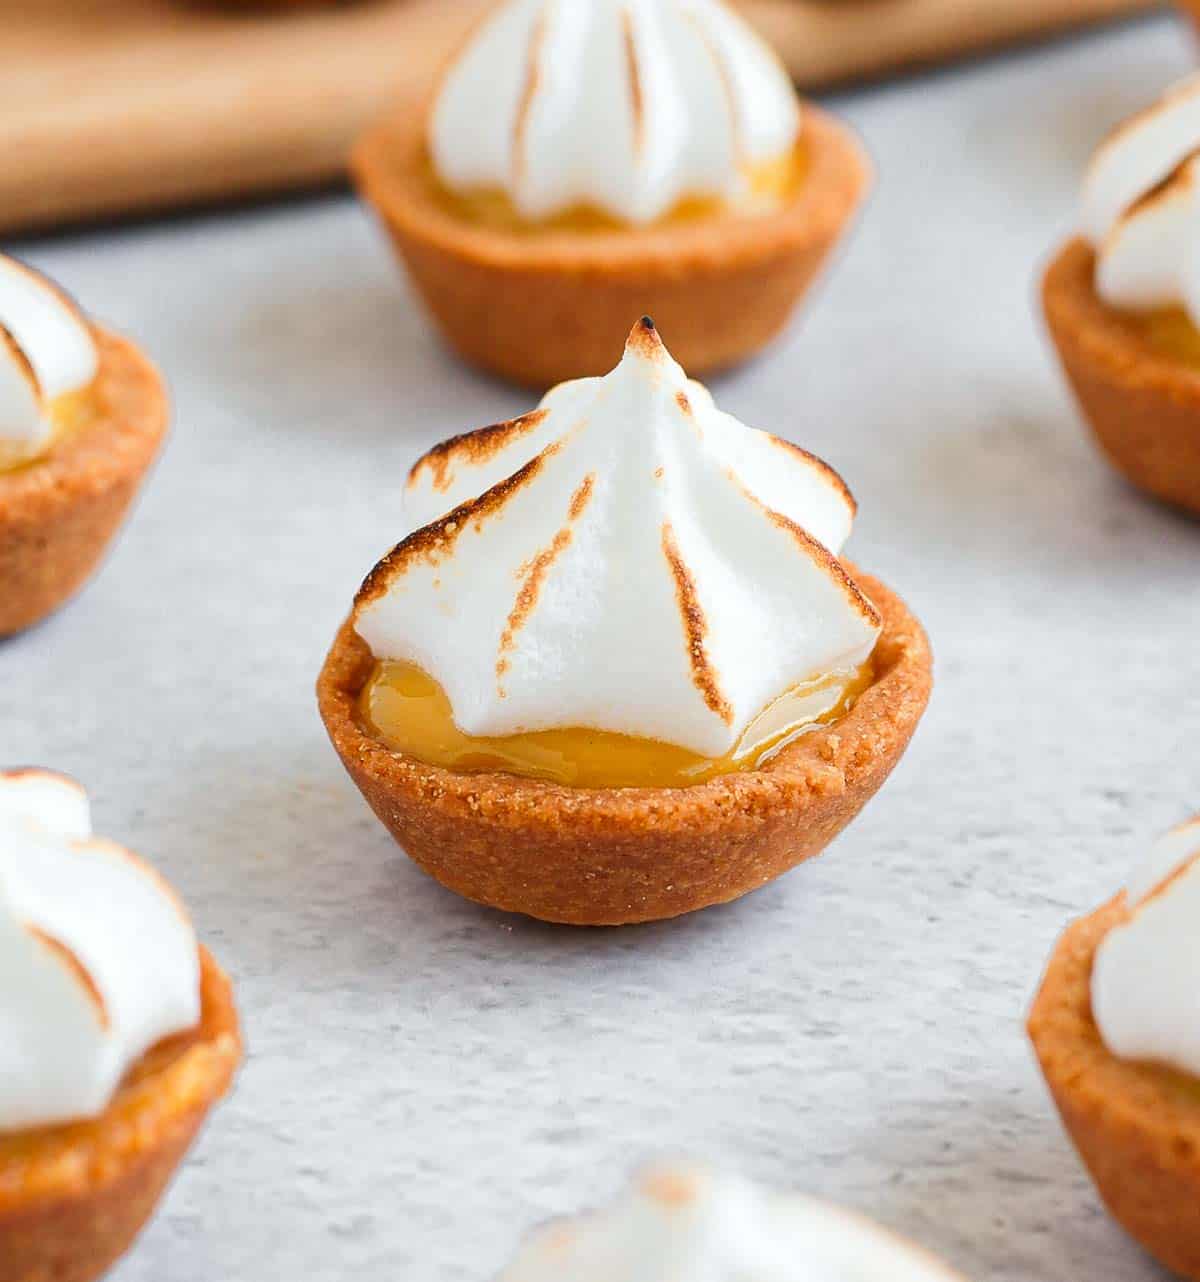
[354,0,870,387]
[1030,817,1200,1282]
[318,320,931,925]
[0,769,240,1282]
[0,256,168,636]
[496,1162,965,1280]
[1043,75,1200,514]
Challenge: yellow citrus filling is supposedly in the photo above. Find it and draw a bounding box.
[1128,306,1200,368]
[359,657,874,790]
[0,386,100,475]
[430,145,808,235]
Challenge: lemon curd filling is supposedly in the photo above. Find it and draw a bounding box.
[359,656,874,790]
[430,145,808,235]
[1127,306,1200,368]
[0,386,100,475]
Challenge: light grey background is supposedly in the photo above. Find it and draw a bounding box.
[3,14,1197,1280]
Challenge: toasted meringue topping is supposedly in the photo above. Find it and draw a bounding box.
[0,770,200,1132]
[354,319,879,761]
[497,1163,963,1281]
[0,256,98,467]
[1082,76,1200,323]
[1092,817,1200,1079]
[429,0,801,226]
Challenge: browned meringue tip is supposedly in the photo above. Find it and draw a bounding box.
[625,315,666,361]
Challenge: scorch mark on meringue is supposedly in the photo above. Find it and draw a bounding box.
[765,510,880,628]
[1120,148,1200,225]
[497,473,596,688]
[622,8,646,155]
[511,8,548,188]
[727,470,880,630]
[661,522,733,725]
[0,766,84,789]
[0,324,41,405]
[1133,820,1200,910]
[1098,75,1200,152]
[26,927,110,1030]
[83,836,196,930]
[643,1167,702,1208]
[408,409,549,494]
[685,10,744,162]
[768,436,858,516]
[357,443,561,607]
[2,256,91,332]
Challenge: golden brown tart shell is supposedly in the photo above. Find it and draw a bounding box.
[0,947,241,1282]
[0,328,168,637]
[317,569,932,926]
[1029,897,1200,1281]
[353,104,871,389]
[1044,238,1200,516]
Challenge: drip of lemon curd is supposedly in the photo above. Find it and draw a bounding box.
[1128,306,1200,368]
[0,386,100,474]
[360,656,874,790]
[429,144,808,235]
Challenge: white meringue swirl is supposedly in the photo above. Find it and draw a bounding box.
[0,256,98,466]
[429,0,801,226]
[1092,817,1200,1079]
[354,319,879,760]
[0,770,200,1132]
[1081,75,1200,323]
[497,1163,963,1281]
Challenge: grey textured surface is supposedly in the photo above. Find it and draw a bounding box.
[2,14,1198,1281]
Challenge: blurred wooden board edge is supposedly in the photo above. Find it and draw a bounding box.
[0,0,1165,239]
[745,0,1163,88]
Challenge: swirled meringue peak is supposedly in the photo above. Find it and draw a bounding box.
[429,0,801,225]
[1081,75,1200,320]
[0,769,200,1132]
[354,319,880,760]
[496,1163,964,1282]
[1092,816,1200,1079]
[0,256,98,467]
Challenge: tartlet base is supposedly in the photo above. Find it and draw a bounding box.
[353,105,871,388]
[0,327,169,637]
[1029,897,1200,1281]
[0,947,241,1282]
[1043,237,1200,516]
[317,569,932,926]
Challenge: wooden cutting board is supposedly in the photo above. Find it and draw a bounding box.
[0,0,1161,236]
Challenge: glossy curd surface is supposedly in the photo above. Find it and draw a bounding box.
[360,656,874,790]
